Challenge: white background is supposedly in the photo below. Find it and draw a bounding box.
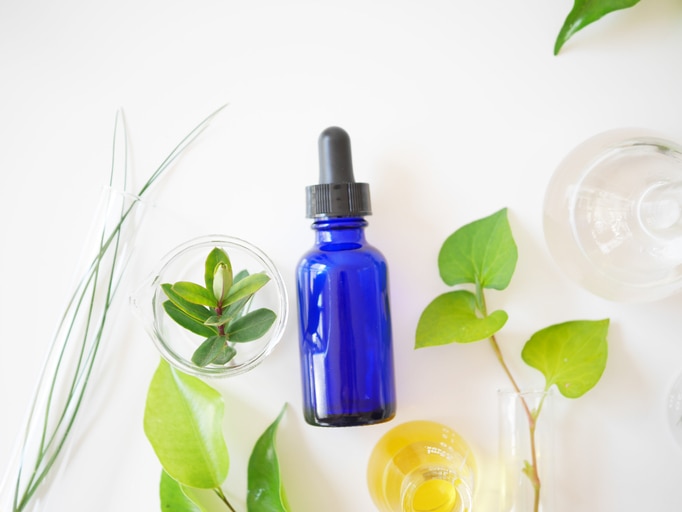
[2,1,682,511]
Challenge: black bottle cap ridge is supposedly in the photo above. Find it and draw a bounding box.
[306,126,372,218]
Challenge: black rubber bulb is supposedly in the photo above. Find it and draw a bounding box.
[318,126,355,184]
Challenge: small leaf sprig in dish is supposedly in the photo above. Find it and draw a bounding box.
[161,247,277,368]
[416,208,609,512]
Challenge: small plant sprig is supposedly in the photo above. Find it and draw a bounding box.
[144,360,290,512]
[416,208,609,512]
[162,247,276,367]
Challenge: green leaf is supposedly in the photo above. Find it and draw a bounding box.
[143,360,229,489]
[204,313,231,328]
[204,296,252,328]
[521,319,609,398]
[224,272,271,307]
[160,470,207,512]
[212,262,233,304]
[233,269,249,283]
[191,336,227,367]
[204,247,232,293]
[212,343,237,365]
[227,308,277,342]
[162,283,213,323]
[172,282,217,307]
[438,208,517,290]
[555,0,640,54]
[163,301,218,338]
[415,290,508,347]
[248,404,290,512]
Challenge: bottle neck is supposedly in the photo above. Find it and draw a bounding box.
[311,217,368,248]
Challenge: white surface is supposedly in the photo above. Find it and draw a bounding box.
[1,1,682,511]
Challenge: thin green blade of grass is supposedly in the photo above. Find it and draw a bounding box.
[4,105,226,512]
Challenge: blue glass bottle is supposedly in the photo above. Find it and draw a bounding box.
[296,126,396,427]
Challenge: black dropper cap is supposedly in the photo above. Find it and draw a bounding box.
[306,126,372,218]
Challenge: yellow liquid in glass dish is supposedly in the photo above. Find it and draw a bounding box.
[367,420,476,512]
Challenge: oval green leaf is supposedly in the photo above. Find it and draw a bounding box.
[247,404,290,512]
[172,282,217,307]
[163,300,218,338]
[438,208,517,290]
[160,470,207,512]
[227,308,277,342]
[212,343,237,365]
[212,262,233,304]
[415,290,508,348]
[224,272,271,307]
[163,283,213,322]
[521,319,609,398]
[191,335,226,367]
[555,0,640,54]
[204,247,232,293]
[144,360,229,489]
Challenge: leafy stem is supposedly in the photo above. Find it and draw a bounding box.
[479,279,542,510]
[416,208,609,512]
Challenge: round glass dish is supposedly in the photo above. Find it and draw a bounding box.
[543,128,682,302]
[131,234,288,378]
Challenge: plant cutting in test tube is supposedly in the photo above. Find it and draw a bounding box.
[416,208,610,512]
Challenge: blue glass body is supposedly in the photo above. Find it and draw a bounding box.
[296,217,396,427]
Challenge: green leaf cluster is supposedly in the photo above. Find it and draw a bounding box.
[162,247,276,367]
[144,360,290,512]
[555,0,641,54]
[415,208,609,398]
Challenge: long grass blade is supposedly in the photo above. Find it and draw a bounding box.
[4,105,226,512]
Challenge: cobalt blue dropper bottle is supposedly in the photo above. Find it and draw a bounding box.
[296,126,396,427]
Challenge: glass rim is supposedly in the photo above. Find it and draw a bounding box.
[147,234,288,378]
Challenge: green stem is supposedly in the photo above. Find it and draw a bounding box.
[214,488,237,512]
[479,283,543,512]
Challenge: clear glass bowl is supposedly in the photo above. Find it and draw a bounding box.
[131,234,288,378]
[543,128,682,302]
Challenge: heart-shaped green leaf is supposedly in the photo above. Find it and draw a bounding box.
[144,360,229,489]
[415,290,508,348]
[227,308,277,342]
[204,247,232,293]
[438,208,517,290]
[160,470,207,512]
[522,319,609,398]
[172,282,217,307]
[162,301,218,338]
[248,404,290,512]
[555,0,640,54]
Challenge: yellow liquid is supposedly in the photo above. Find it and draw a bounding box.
[367,421,476,512]
[413,479,459,512]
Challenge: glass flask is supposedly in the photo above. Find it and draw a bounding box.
[367,420,477,512]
